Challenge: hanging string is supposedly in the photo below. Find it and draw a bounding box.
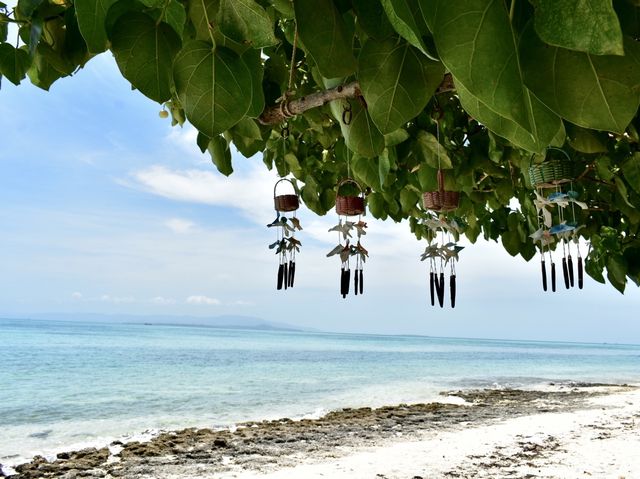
[287,21,298,94]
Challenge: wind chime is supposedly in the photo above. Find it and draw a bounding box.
[529,149,587,292]
[421,122,462,308]
[327,178,368,298]
[268,177,302,290]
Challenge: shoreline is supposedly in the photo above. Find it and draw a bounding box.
[3,382,638,478]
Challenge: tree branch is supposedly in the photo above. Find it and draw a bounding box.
[258,82,361,125]
[258,74,456,126]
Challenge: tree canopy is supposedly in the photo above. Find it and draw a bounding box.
[1,0,640,293]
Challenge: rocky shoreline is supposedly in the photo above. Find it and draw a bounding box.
[2,383,634,479]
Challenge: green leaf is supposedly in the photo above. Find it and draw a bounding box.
[425,0,531,131]
[566,123,608,153]
[26,46,65,90]
[614,176,635,208]
[17,0,43,17]
[228,117,264,157]
[188,0,217,42]
[243,48,265,118]
[162,0,187,39]
[0,43,30,85]
[414,130,452,169]
[367,191,386,219]
[352,156,381,190]
[621,152,640,195]
[501,229,521,256]
[267,0,294,18]
[217,0,277,48]
[359,38,444,134]
[111,13,181,103]
[379,149,391,187]
[28,16,43,58]
[174,42,252,138]
[352,0,394,39]
[329,99,385,158]
[294,0,356,78]
[75,0,118,53]
[606,254,627,292]
[532,0,624,56]
[380,0,428,54]
[384,128,409,147]
[208,135,233,176]
[399,186,419,212]
[520,23,640,133]
[457,81,563,154]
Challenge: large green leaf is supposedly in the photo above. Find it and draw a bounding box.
[359,38,444,134]
[243,48,265,118]
[622,152,640,195]
[457,81,563,153]
[17,0,43,17]
[352,0,394,39]
[424,0,531,131]
[532,0,624,55]
[188,0,217,42]
[380,0,427,54]
[174,42,252,138]
[0,43,30,85]
[294,0,356,78]
[75,0,118,53]
[520,23,640,133]
[208,134,233,176]
[111,13,181,103]
[329,99,385,158]
[217,0,277,48]
[414,130,452,168]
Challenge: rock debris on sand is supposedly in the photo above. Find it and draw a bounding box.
[4,384,637,479]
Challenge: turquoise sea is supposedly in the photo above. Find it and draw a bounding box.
[1,318,640,468]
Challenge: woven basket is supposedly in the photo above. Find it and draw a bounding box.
[529,149,576,188]
[273,178,299,212]
[336,178,365,216]
[423,170,459,212]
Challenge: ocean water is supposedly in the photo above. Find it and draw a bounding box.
[1,318,640,468]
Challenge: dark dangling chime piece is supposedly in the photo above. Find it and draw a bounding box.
[551,262,557,292]
[578,256,584,289]
[437,272,445,308]
[283,262,288,290]
[450,274,456,309]
[288,261,295,287]
[354,269,359,296]
[277,264,284,290]
[429,271,435,306]
[568,255,574,288]
[541,260,548,292]
[359,268,363,295]
[562,257,570,289]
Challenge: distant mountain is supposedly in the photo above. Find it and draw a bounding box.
[11,313,313,332]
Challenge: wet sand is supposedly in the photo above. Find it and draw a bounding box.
[3,383,638,478]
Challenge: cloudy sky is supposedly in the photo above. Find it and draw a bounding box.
[1,52,639,343]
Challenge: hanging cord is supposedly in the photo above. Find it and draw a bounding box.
[278,20,298,120]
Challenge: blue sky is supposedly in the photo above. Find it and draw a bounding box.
[1,51,640,343]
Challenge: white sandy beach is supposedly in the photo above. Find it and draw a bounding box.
[225,387,640,479]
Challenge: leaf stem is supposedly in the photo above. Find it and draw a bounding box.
[200,0,216,45]
[509,0,516,22]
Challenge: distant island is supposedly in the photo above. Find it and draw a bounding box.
[2,313,312,333]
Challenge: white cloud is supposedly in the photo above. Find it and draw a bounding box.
[150,296,176,305]
[186,295,221,305]
[99,294,135,304]
[165,218,195,234]
[71,292,83,300]
[127,163,276,224]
